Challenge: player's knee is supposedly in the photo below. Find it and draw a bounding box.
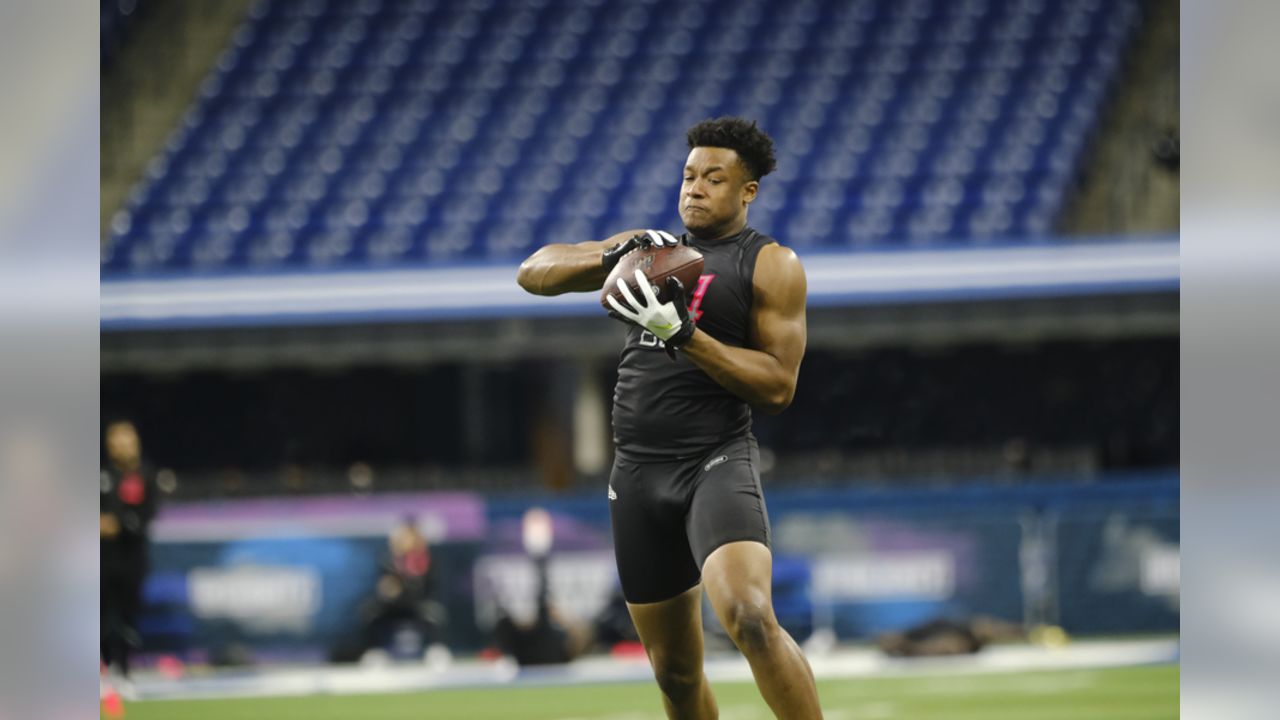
[724,600,775,655]
[651,655,703,701]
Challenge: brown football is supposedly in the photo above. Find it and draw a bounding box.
[600,242,705,313]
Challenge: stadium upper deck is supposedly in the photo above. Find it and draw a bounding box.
[103,0,1141,276]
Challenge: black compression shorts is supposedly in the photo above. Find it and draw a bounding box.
[607,434,772,604]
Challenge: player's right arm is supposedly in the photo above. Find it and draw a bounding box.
[516,229,645,296]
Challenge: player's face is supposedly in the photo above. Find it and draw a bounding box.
[679,147,758,238]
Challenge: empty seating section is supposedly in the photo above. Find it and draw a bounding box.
[103,0,1139,274]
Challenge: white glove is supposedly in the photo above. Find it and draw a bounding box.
[606,269,693,343]
[643,229,682,247]
[602,229,682,273]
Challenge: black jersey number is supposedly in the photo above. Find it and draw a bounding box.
[639,330,662,348]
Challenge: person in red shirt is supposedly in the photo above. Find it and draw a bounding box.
[100,420,158,679]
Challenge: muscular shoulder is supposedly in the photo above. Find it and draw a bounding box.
[751,243,806,310]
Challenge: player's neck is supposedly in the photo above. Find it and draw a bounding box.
[690,216,747,243]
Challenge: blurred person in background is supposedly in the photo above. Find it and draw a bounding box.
[99,419,158,688]
[491,508,592,665]
[387,514,435,603]
[517,118,820,719]
[339,515,449,665]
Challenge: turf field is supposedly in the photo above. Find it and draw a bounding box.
[122,664,1177,719]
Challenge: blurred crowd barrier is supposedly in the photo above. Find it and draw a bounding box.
[133,471,1177,665]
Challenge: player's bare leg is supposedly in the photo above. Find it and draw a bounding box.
[703,541,823,719]
[627,584,719,720]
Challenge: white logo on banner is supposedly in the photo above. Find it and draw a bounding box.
[188,565,320,632]
[811,551,956,601]
[472,552,616,629]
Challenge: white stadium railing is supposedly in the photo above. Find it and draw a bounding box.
[101,237,1178,330]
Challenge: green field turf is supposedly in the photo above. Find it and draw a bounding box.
[120,664,1177,719]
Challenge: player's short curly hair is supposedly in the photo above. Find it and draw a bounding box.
[686,116,777,181]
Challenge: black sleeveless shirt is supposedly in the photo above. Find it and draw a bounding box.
[611,226,777,460]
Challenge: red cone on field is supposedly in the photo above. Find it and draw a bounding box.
[101,690,125,719]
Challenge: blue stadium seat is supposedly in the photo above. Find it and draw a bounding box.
[104,0,1142,274]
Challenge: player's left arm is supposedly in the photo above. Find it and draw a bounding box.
[680,244,807,414]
